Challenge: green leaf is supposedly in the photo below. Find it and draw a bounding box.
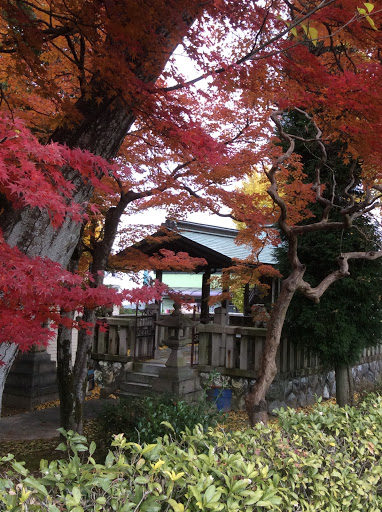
[55,443,67,452]
[72,487,81,505]
[11,461,28,476]
[105,451,115,467]
[204,485,217,503]
[135,476,150,485]
[244,489,264,505]
[160,421,175,432]
[74,444,88,452]
[23,477,48,497]
[232,479,250,493]
[89,441,96,456]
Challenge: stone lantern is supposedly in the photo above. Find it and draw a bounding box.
[155,303,201,400]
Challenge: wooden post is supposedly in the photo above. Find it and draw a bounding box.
[198,330,210,365]
[155,269,163,312]
[240,335,248,370]
[108,325,118,355]
[201,268,211,324]
[225,333,235,368]
[243,283,251,316]
[119,326,127,356]
[97,327,107,355]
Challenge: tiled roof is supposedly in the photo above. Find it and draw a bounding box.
[173,220,276,265]
[120,219,276,270]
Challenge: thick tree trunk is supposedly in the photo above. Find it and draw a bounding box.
[0,3,203,416]
[335,363,352,407]
[0,343,18,415]
[245,269,303,425]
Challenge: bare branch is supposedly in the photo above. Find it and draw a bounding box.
[298,250,382,303]
[267,110,295,234]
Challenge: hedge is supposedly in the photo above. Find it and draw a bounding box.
[1,394,382,511]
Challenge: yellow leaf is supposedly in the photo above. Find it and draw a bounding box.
[308,27,318,45]
[152,459,165,471]
[164,470,185,481]
[366,15,378,30]
[168,498,185,512]
[364,2,374,13]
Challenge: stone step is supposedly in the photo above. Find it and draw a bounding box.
[124,372,159,385]
[133,362,165,375]
[119,380,153,395]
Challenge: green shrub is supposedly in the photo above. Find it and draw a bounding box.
[2,395,382,511]
[98,393,222,444]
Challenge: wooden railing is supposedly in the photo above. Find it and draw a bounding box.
[91,314,382,376]
[92,314,164,362]
[92,317,136,362]
[197,323,382,378]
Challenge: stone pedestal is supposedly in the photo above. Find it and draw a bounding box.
[155,366,202,401]
[3,348,58,410]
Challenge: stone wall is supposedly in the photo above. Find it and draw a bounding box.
[200,357,382,413]
[93,360,132,397]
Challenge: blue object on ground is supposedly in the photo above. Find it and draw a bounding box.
[207,388,232,412]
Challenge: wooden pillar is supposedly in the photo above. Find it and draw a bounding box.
[243,282,250,316]
[155,269,163,312]
[201,268,211,324]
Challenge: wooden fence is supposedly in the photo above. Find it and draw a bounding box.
[197,323,382,378]
[91,314,382,378]
[92,315,163,362]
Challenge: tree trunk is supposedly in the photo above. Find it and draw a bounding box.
[57,312,75,432]
[71,308,97,434]
[0,3,203,415]
[57,308,97,434]
[0,343,18,416]
[245,269,303,425]
[335,363,351,407]
[348,365,355,406]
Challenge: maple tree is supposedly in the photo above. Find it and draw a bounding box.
[274,112,382,406]
[1,0,382,428]
[0,0,206,418]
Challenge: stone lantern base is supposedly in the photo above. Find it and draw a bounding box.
[3,349,58,410]
[155,366,202,402]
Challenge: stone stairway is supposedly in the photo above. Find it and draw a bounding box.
[117,361,166,398]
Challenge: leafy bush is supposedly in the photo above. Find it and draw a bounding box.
[98,394,222,444]
[2,395,382,511]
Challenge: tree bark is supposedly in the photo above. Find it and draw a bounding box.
[245,268,303,425]
[0,343,18,416]
[335,363,351,407]
[57,313,75,432]
[71,307,97,434]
